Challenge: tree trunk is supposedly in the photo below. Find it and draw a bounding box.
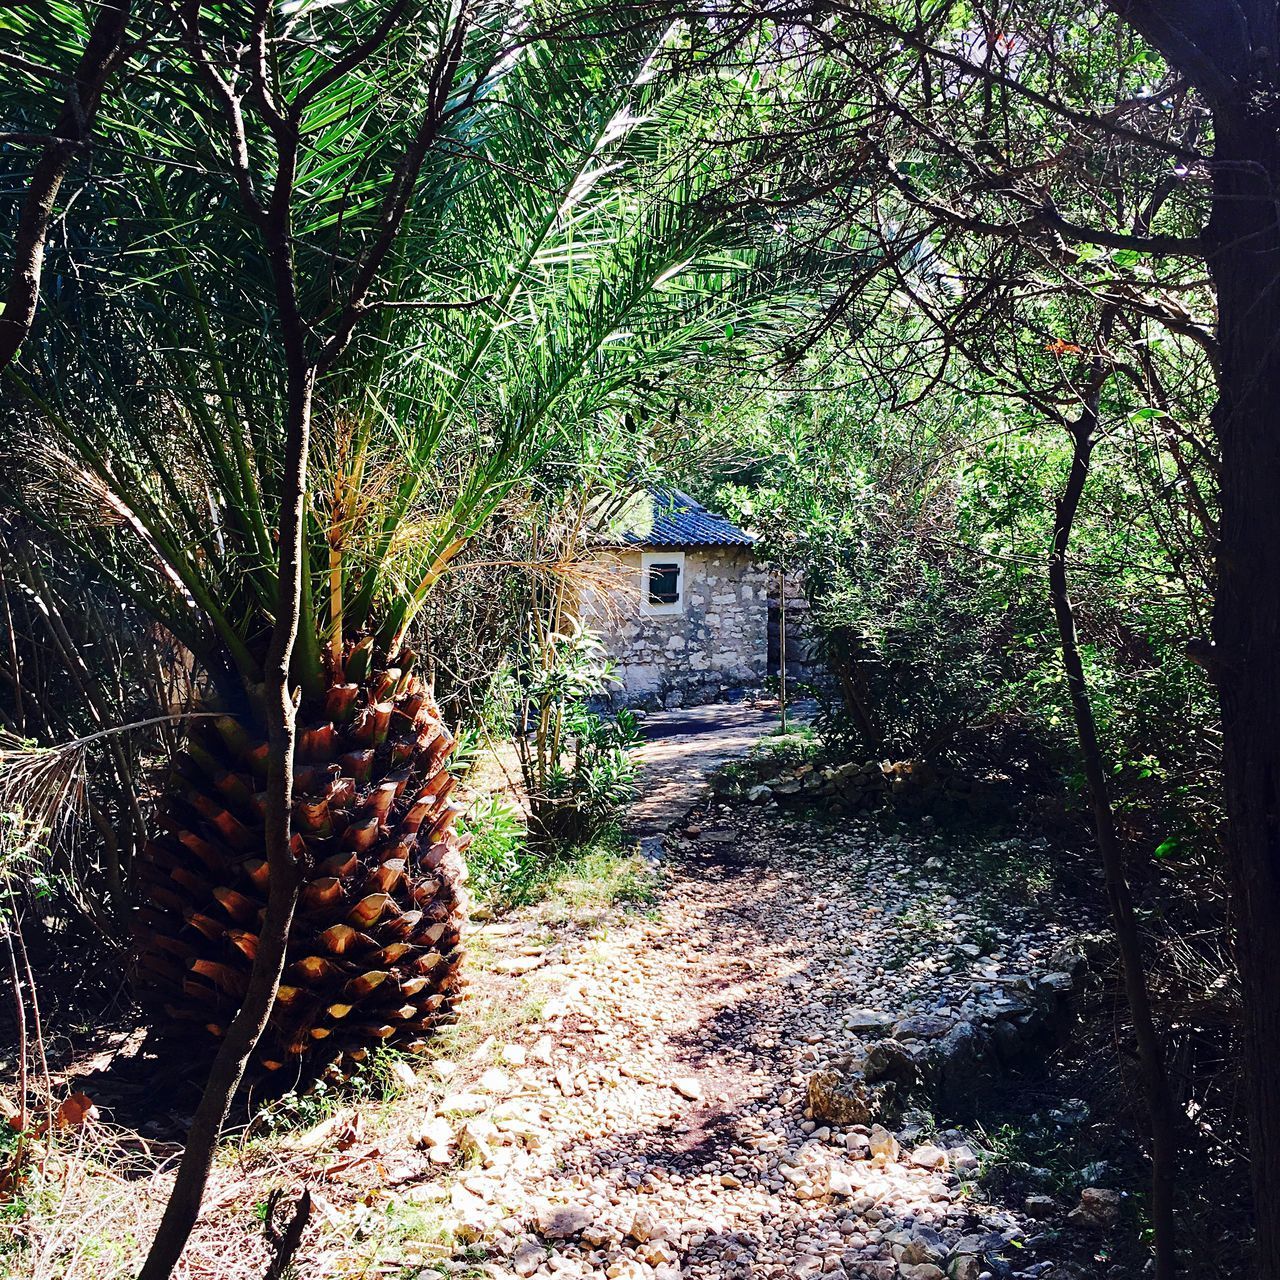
[1204,97,1280,1280]
[826,624,884,750]
[136,365,313,1280]
[1049,399,1178,1280]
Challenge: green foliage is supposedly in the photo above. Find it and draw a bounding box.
[758,726,821,767]
[496,835,658,918]
[495,623,639,854]
[706,330,1220,867]
[459,794,538,903]
[1,2,824,703]
[251,1046,415,1137]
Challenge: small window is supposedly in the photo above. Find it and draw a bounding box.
[648,561,681,605]
[640,550,685,615]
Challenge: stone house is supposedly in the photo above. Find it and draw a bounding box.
[582,488,770,709]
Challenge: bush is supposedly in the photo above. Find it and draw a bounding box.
[493,622,639,854]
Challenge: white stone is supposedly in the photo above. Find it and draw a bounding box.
[869,1124,899,1162]
[910,1144,947,1170]
[536,1203,594,1238]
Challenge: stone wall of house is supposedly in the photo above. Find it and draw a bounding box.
[583,547,769,709]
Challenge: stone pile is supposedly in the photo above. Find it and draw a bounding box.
[806,966,1084,1129]
[721,758,1000,819]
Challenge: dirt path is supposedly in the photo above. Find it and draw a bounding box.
[27,801,1101,1279]
[445,804,1084,1280]
[469,698,802,840]
[628,699,813,840]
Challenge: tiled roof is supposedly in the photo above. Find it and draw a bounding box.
[620,487,755,549]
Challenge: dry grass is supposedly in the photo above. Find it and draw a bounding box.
[0,977,547,1280]
[2,1124,210,1280]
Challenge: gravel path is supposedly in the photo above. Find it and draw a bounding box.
[443,806,1086,1280]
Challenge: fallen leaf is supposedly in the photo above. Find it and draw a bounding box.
[322,1146,383,1178]
[335,1110,364,1151]
[56,1093,98,1129]
[1,1093,23,1132]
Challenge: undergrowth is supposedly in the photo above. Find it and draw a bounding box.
[461,790,656,919]
[248,1045,415,1139]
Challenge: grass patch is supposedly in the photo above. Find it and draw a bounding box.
[935,833,1060,914]
[429,987,545,1062]
[757,723,822,764]
[248,1045,417,1140]
[461,790,658,927]
[494,834,660,933]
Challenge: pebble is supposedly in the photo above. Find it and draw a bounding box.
[436,807,1095,1280]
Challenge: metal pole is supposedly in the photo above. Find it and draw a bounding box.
[779,566,788,734]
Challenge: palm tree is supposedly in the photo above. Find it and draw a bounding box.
[2,0,807,1072]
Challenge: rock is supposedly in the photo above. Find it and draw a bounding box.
[500,1044,527,1067]
[1024,1193,1057,1218]
[627,1209,665,1243]
[846,1010,897,1034]
[845,1130,871,1156]
[899,1266,945,1280]
[643,1241,680,1266]
[671,1077,703,1101]
[851,1265,895,1280]
[869,1123,899,1162]
[387,1058,419,1090]
[1068,1186,1122,1228]
[864,1039,919,1085]
[935,1021,988,1111]
[457,1119,498,1167]
[449,1183,490,1241]
[436,1092,486,1115]
[607,1261,652,1280]
[747,784,773,803]
[892,1014,953,1041]
[807,1057,900,1127]
[909,1143,947,1170]
[822,1162,860,1197]
[900,1227,946,1264]
[512,1242,545,1276]
[946,1257,981,1280]
[478,1067,514,1094]
[720,1173,743,1189]
[1037,971,1076,996]
[415,1115,454,1152]
[581,1222,614,1248]
[536,1203,595,1238]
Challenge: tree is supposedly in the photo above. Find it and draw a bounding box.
[2,4,823,1271]
[740,1,1280,1265]
[1109,9,1280,1273]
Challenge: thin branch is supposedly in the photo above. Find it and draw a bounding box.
[0,0,131,372]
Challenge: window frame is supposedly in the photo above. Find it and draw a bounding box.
[640,550,686,616]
